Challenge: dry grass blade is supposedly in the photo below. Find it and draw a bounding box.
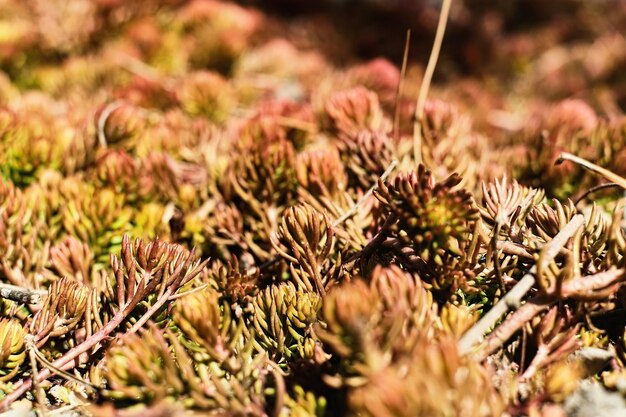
[413,0,452,164]
[394,29,411,143]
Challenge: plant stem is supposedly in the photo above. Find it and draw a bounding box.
[0,299,140,410]
[557,152,626,190]
[393,29,411,143]
[413,0,452,165]
[127,287,176,334]
[245,159,398,277]
[332,160,398,227]
[479,295,552,360]
[458,214,585,355]
[0,283,46,304]
[97,100,123,148]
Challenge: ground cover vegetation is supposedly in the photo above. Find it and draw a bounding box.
[1,0,626,416]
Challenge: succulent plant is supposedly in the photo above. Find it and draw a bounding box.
[177,0,262,74]
[521,306,580,380]
[0,319,26,382]
[30,277,90,345]
[283,385,327,417]
[238,100,317,150]
[173,287,244,362]
[295,148,347,199]
[315,273,437,382]
[224,137,298,207]
[369,265,437,340]
[139,151,207,209]
[131,202,171,240]
[343,58,400,109]
[336,129,396,191]
[182,201,247,261]
[108,235,208,321]
[375,165,479,260]
[0,109,66,186]
[347,337,504,417]
[249,282,321,361]
[479,176,544,231]
[60,184,133,265]
[316,279,382,367]
[324,87,386,139]
[0,178,52,289]
[271,203,334,294]
[208,258,259,305]
[104,324,187,402]
[93,148,140,197]
[179,71,234,123]
[439,302,480,339]
[526,199,579,242]
[96,101,150,148]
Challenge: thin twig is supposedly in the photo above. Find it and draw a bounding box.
[0,283,47,304]
[561,267,626,298]
[97,100,123,148]
[413,0,452,164]
[128,259,209,335]
[458,214,585,355]
[268,361,286,417]
[168,283,209,301]
[520,326,528,375]
[28,338,98,392]
[0,262,208,411]
[560,152,626,224]
[557,152,626,190]
[479,294,552,360]
[113,52,176,91]
[574,182,620,206]
[480,267,626,360]
[332,159,398,227]
[496,240,534,260]
[27,336,48,417]
[393,29,411,143]
[492,212,507,294]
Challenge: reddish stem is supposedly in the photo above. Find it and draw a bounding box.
[520,345,549,380]
[127,287,175,334]
[478,295,553,361]
[0,299,138,410]
[562,268,625,298]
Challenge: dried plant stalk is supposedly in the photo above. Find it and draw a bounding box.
[458,214,585,354]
